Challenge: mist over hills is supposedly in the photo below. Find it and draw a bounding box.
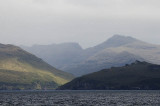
[0,43,74,90]
[22,43,83,70]
[22,35,160,76]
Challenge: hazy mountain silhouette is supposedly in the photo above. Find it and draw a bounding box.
[22,43,83,69]
[22,35,160,76]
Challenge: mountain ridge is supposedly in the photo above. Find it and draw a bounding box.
[21,35,160,76]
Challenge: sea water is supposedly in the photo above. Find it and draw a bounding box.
[0,90,160,106]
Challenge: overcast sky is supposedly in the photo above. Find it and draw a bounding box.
[0,0,160,48]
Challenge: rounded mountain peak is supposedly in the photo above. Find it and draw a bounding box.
[107,34,138,43]
[101,35,139,47]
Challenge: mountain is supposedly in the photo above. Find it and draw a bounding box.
[21,43,83,69]
[85,35,139,52]
[58,61,160,90]
[64,51,144,76]
[21,35,160,76]
[0,44,74,90]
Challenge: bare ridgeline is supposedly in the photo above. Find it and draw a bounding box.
[0,91,160,106]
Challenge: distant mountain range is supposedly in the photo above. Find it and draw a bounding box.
[0,44,74,90]
[21,43,83,71]
[58,61,160,90]
[22,35,160,76]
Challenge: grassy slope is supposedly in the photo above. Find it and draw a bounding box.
[59,61,160,90]
[0,44,74,90]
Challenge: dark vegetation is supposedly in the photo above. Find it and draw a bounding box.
[59,61,160,90]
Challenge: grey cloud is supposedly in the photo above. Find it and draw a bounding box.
[0,0,160,48]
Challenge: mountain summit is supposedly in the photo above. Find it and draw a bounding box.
[106,35,138,46]
[93,35,139,50]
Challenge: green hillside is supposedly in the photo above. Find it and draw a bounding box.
[58,61,160,90]
[0,44,74,90]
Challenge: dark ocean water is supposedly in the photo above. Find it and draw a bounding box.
[0,90,160,106]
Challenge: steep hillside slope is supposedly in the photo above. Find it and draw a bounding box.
[0,44,74,90]
[59,61,160,90]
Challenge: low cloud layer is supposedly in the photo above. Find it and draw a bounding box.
[0,0,160,48]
